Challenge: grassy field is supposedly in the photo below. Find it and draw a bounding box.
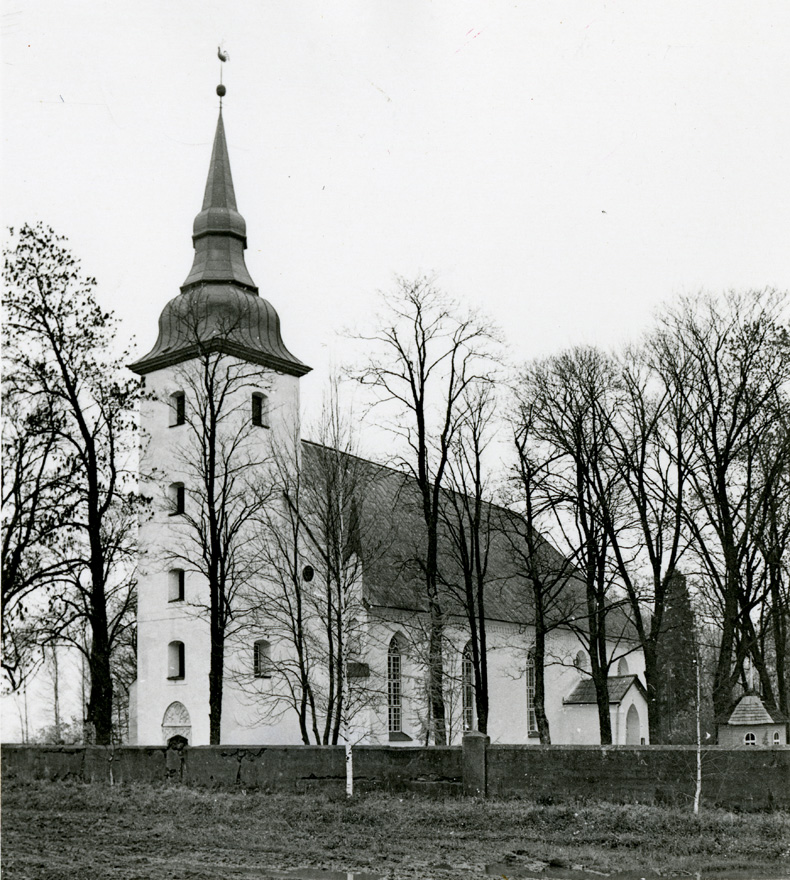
[2,780,789,879]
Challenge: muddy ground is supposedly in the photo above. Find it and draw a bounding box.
[3,781,789,879]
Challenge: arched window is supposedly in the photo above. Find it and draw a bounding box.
[462,642,475,732]
[170,391,186,427]
[526,651,537,733]
[388,636,403,734]
[168,569,185,602]
[626,704,640,744]
[574,649,588,672]
[169,482,185,515]
[617,657,630,676]
[773,731,781,745]
[744,732,756,746]
[254,639,272,678]
[168,641,185,680]
[251,393,269,428]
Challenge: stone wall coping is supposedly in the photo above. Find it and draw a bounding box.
[487,743,790,751]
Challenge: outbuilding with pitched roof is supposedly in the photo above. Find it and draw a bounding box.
[717,693,788,747]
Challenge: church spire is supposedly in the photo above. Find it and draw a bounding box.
[129,85,310,378]
[181,102,257,293]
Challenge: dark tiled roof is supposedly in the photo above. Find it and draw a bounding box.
[724,693,788,726]
[300,441,613,629]
[563,674,646,705]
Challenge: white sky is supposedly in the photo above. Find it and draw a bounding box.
[3,1,790,424]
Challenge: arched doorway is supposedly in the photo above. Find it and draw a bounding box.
[162,701,191,745]
[625,703,640,744]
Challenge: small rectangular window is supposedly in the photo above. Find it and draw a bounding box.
[251,393,268,428]
[170,392,186,427]
[254,640,272,678]
[168,641,185,680]
[169,484,185,516]
[169,569,185,602]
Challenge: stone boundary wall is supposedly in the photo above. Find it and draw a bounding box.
[3,738,789,810]
[483,740,790,811]
[0,744,463,797]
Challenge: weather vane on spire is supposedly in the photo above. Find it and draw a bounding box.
[217,44,229,106]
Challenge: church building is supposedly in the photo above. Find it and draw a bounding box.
[128,91,649,749]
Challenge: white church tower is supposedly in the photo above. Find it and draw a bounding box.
[129,88,311,745]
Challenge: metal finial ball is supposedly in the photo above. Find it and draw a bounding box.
[217,84,226,97]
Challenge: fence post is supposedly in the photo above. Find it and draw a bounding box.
[463,730,489,797]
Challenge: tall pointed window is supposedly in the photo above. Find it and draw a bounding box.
[526,651,537,734]
[462,642,475,732]
[251,393,269,428]
[388,635,403,734]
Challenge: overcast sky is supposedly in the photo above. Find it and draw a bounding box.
[3,1,790,428]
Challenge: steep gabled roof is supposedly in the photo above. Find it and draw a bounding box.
[300,441,603,629]
[563,674,647,705]
[724,693,788,726]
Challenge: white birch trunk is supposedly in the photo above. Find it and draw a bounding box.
[693,640,702,815]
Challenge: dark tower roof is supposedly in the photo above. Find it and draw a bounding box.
[130,106,310,377]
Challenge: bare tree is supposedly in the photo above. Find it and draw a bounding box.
[299,381,382,747]
[3,223,141,744]
[350,277,499,744]
[509,395,584,743]
[246,432,318,743]
[244,380,385,756]
[513,346,631,743]
[440,383,499,734]
[749,419,790,717]
[587,341,692,742]
[654,290,790,721]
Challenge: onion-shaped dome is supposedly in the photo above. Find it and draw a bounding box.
[132,283,309,375]
[130,108,309,377]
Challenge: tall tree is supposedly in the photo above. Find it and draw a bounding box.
[351,277,499,744]
[441,383,498,734]
[247,430,317,744]
[513,346,630,743]
[299,380,383,747]
[589,341,692,743]
[2,223,140,743]
[509,396,584,743]
[752,421,790,717]
[245,381,385,748]
[654,290,790,720]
